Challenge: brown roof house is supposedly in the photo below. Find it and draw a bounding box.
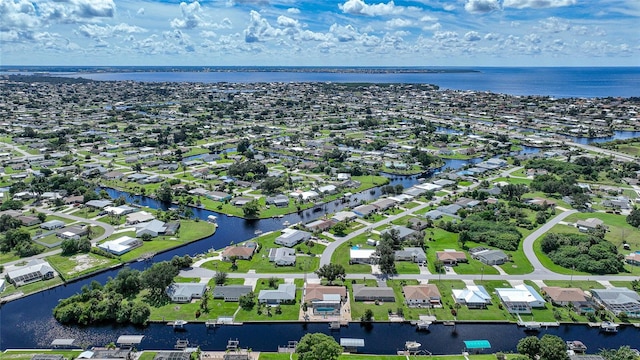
[222,245,256,261]
[403,284,441,307]
[436,251,468,266]
[541,286,594,314]
[304,284,348,315]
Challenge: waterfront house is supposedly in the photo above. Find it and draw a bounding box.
[452,285,492,309]
[126,211,156,225]
[212,285,252,302]
[6,259,55,286]
[135,219,167,238]
[353,204,377,217]
[436,250,468,266]
[496,285,546,314]
[166,282,207,303]
[591,288,640,318]
[98,236,142,256]
[403,284,441,307]
[222,245,255,261]
[274,228,311,248]
[625,253,640,266]
[541,286,594,313]
[266,194,289,207]
[304,218,336,232]
[85,199,113,209]
[352,284,395,302]
[258,283,296,304]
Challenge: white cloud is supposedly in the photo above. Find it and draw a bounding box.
[464,0,501,14]
[0,0,40,31]
[422,22,441,31]
[503,0,576,9]
[200,30,217,38]
[433,31,458,40]
[420,15,438,22]
[537,17,571,32]
[277,15,299,28]
[286,8,300,14]
[524,33,541,43]
[38,0,117,21]
[464,31,481,41]
[386,18,412,28]
[76,23,146,39]
[339,0,403,16]
[136,8,144,15]
[243,10,283,42]
[443,4,456,11]
[484,32,500,40]
[171,2,203,29]
[329,23,359,42]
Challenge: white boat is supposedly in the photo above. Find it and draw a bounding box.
[283,220,290,226]
[566,340,587,353]
[600,321,619,333]
[207,215,217,223]
[405,341,421,350]
[254,229,263,235]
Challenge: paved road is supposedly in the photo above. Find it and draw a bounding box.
[567,141,637,162]
[522,209,578,275]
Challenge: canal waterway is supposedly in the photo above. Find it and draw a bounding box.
[2,144,638,353]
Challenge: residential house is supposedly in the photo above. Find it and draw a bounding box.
[126,211,156,225]
[40,220,65,230]
[403,284,441,307]
[541,286,594,313]
[135,219,167,238]
[394,247,427,263]
[496,285,546,314]
[305,218,336,232]
[266,194,289,207]
[380,225,417,241]
[6,259,55,286]
[423,209,444,220]
[304,284,347,315]
[575,218,605,232]
[258,284,297,304]
[18,216,41,226]
[166,283,207,303]
[207,191,232,202]
[591,288,640,318]
[350,248,377,264]
[268,247,296,266]
[331,211,357,222]
[371,198,396,211]
[222,245,255,261]
[85,199,113,209]
[438,204,462,216]
[352,284,395,302]
[472,248,509,265]
[98,236,142,255]
[436,250,468,266]
[452,285,492,309]
[407,217,429,231]
[274,229,311,248]
[212,285,253,302]
[56,225,89,240]
[625,253,640,266]
[353,204,377,217]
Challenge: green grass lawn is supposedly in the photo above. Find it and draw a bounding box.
[492,177,532,185]
[0,276,64,297]
[201,231,323,273]
[137,352,157,360]
[234,279,303,321]
[330,234,374,274]
[0,350,83,360]
[348,279,397,321]
[542,280,605,291]
[395,262,420,275]
[47,252,120,281]
[425,228,500,276]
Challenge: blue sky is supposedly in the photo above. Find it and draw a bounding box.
[1,0,639,66]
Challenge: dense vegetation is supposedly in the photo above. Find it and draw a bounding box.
[540,231,624,274]
[53,256,192,325]
[457,213,522,251]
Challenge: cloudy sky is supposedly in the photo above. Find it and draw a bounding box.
[1,0,639,66]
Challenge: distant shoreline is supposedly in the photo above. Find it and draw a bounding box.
[0,66,480,74]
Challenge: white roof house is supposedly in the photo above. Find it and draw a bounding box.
[126,211,156,224]
[350,248,377,264]
[274,228,311,247]
[98,236,142,255]
[496,284,546,313]
[135,219,167,238]
[258,283,297,304]
[452,285,492,308]
[6,259,55,286]
[166,283,207,303]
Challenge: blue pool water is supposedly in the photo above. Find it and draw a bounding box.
[352,246,360,250]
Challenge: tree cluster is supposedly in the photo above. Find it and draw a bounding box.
[53,256,193,325]
[540,232,624,274]
[0,228,43,257]
[296,333,342,360]
[455,214,523,251]
[228,160,268,180]
[517,335,569,360]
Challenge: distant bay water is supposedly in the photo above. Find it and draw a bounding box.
[51,67,640,98]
